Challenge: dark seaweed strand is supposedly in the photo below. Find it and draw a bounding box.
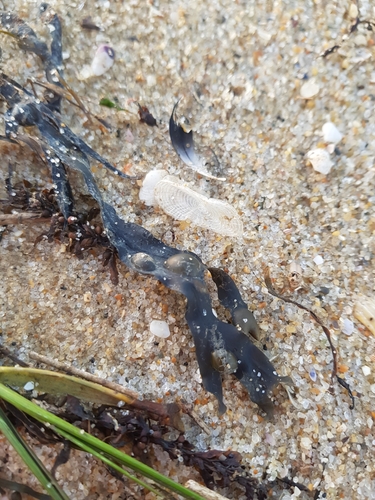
[0,11,64,111]
[40,139,287,415]
[264,267,355,409]
[208,267,261,340]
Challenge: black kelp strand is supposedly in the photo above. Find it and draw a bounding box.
[209,267,261,340]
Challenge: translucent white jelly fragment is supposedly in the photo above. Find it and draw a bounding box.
[24,381,35,391]
[139,170,168,206]
[322,122,343,144]
[91,45,115,76]
[150,320,170,338]
[154,175,243,236]
[306,149,334,175]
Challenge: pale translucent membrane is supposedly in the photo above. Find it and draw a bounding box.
[139,169,168,206]
[154,176,243,237]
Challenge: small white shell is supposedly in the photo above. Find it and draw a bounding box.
[150,320,170,338]
[322,122,343,144]
[154,176,243,237]
[305,149,333,175]
[354,297,375,336]
[139,170,168,206]
[313,255,324,266]
[300,80,320,99]
[91,45,115,76]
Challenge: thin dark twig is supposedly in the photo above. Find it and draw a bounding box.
[264,266,354,409]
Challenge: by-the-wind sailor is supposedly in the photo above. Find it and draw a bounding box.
[154,176,243,237]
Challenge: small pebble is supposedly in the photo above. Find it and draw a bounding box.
[300,80,320,99]
[322,122,343,144]
[150,320,170,338]
[349,3,358,18]
[306,149,334,175]
[300,436,312,449]
[313,255,324,266]
[342,318,354,336]
[309,369,317,382]
[362,366,371,377]
[24,381,35,391]
[91,45,115,76]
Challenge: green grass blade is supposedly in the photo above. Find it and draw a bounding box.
[0,384,204,500]
[54,426,163,497]
[0,406,69,500]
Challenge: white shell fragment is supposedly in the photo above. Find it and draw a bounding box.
[24,381,35,391]
[154,176,243,236]
[354,297,375,336]
[300,80,320,99]
[341,318,354,336]
[91,45,115,76]
[139,170,168,206]
[362,366,371,377]
[322,122,343,144]
[305,149,334,175]
[149,320,170,338]
[313,255,324,266]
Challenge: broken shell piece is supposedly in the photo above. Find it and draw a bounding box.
[305,149,334,175]
[288,261,302,289]
[150,320,170,338]
[91,45,115,76]
[300,80,320,99]
[322,122,343,144]
[354,297,375,336]
[139,169,168,206]
[154,176,243,237]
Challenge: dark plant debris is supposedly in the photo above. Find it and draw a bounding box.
[137,103,158,127]
[264,266,355,409]
[320,14,375,58]
[0,476,52,500]
[1,386,317,500]
[80,16,101,31]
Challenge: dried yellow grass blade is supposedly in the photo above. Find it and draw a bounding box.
[0,367,136,406]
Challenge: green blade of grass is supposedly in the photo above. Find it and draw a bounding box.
[0,406,69,500]
[0,384,204,500]
[54,426,163,497]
